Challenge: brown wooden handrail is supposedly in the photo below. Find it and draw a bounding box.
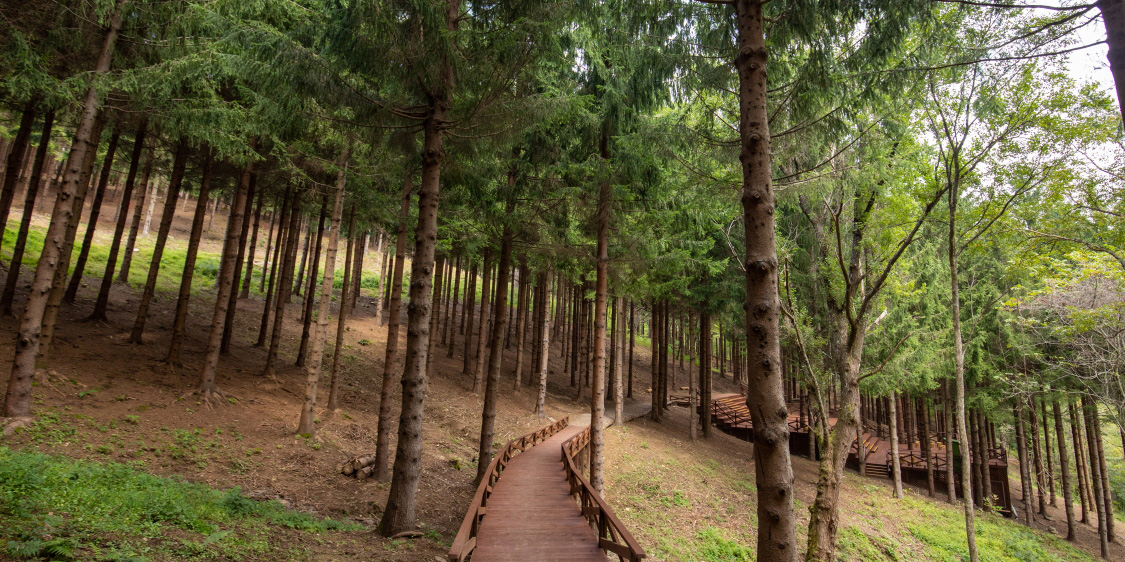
[561,425,647,562]
[447,416,570,562]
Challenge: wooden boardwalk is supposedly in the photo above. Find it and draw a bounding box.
[469,423,609,561]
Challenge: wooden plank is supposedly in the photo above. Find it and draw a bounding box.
[471,424,609,562]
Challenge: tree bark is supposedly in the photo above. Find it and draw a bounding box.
[1098,0,1125,124]
[1071,401,1091,524]
[700,311,712,438]
[948,178,978,562]
[166,150,214,365]
[327,205,356,412]
[534,271,552,419]
[731,2,797,558]
[378,50,451,533]
[1015,404,1034,526]
[589,173,610,496]
[461,264,478,373]
[1029,397,1048,515]
[89,120,146,321]
[1054,400,1077,541]
[1,110,55,316]
[891,393,903,499]
[3,0,126,419]
[945,383,957,504]
[374,173,413,482]
[64,128,121,304]
[1090,402,1115,541]
[513,260,529,387]
[473,251,493,392]
[257,189,290,347]
[296,196,327,366]
[196,162,251,399]
[628,300,634,398]
[39,113,106,360]
[0,96,40,259]
[1083,396,1111,559]
[117,153,153,285]
[351,228,365,309]
[476,211,514,485]
[425,253,445,379]
[438,254,456,348]
[297,151,348,436]
[259,204,276,293]
[262,193,302,378]
[129,141,187,344]
[240,188,264,298]
[221,173,256,353]
[921,397,936,497]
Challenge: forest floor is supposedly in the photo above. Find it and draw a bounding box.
[0,192,1123,561]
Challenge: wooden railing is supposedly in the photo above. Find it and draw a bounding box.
[562,425,647,562]
[447,417,570,562]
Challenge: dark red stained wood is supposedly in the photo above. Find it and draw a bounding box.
[472,424,609,562]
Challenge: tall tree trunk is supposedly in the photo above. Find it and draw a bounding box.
[374,173,413,482]
[1054,400,1077,541]
[613,295,624,426]
[117,154,153,284]
[350,229,365,309]
[461,264,478,374]
[732,2,797,558]
[1071,401,1092,524]
[1098,0,1125,124]
[650,301,662,421]
[1090,402,1115,541]
[129,142,188,344]
[378,47,451,532]
[1083,396,1111,559]
[477,203,514,485]
[262,193,302,378]
[948,183,978,562]
[39,113,106,359]
[628,300,634,398]
[1029,397,1048,515]
[1,110,55,316]
[3,0,126,420]
[297,152,348,436]
[425,253,445,379]
[257,189,290,347]
[241,189,264,299]
[296,196,327,366]
[166,151,214,366]
[535,270,551,419]
[444,255,461,350]
[1015,404,1034,526]
[513,260,529,387]
[921,397,936,497]
[945,383,957,504]
[196,162,251,399]
[700,311,712,438]
[588,173,610,496]
[89,120,146,321]
[891,393,904,499]
[259,205,276,293]
[1041,397,1057,507]
[64,128,122,304]
[0,96,40,259]
[473,252,494,392]
[293,222,311,300]
[221,174,256,353]
[327,205,356,412]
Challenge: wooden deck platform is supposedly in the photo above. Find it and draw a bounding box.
[470,424,609,562]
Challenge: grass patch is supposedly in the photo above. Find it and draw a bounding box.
[0,447,360,561]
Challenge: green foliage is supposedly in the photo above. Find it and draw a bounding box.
[694,527,754,562]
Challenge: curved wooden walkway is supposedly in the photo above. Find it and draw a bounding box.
[470,423,608,561]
